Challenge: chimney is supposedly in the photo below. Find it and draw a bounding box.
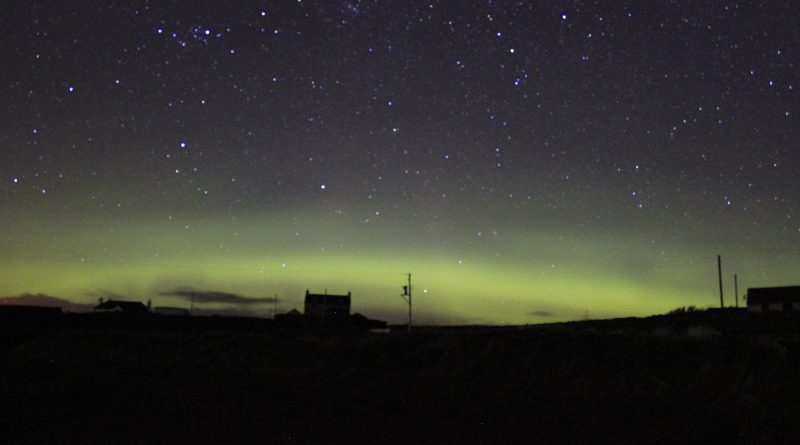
[98,297,104,305]
[146,299,152,310]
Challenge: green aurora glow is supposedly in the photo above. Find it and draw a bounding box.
[2,204,797,324]
[3,2,800,324]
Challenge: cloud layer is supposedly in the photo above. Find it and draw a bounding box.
[160,288,278,306]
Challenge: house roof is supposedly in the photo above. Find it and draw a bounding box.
[748,286,800,305]
[350,312,368,322]
[94,300,148,312]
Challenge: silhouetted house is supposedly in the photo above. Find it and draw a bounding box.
[94,299,149,314]
[304,290,350,322]
[747,286,800,312]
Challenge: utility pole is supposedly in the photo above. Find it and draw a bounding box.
[401,273,412,331]
[734,274,739,308]
[322,290,327,324]
[717,255,724,309]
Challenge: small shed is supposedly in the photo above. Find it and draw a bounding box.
[747,286,800,313]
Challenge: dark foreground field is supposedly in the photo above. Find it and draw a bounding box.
[3,310,800,444]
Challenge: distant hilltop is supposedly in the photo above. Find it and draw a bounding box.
[0,293,93,312]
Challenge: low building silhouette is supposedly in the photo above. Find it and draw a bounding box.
[304,290,350,322]
[280,308,303,317]
[274,308,304,324]
[153,306,190,316]
[747,286,800,312]
[350,312,387,330]
[94,298,149,314]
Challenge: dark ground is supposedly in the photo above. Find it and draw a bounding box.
[2,309,800,444]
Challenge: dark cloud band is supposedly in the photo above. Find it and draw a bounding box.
[160,288,277,305]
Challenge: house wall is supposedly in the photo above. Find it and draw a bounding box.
[305,302,350,321]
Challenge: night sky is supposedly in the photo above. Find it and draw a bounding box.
[2,1,799,324]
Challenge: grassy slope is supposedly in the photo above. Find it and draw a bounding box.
[2,312,800,444]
